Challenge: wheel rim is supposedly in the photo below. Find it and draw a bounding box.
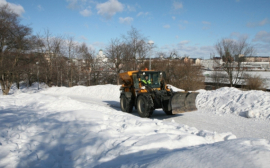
[121,96,126,110]
[138,98,145,113]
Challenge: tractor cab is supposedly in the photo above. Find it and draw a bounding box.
[132,71,165,90]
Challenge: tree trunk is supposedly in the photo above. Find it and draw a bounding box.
[0,80,12,95]
[16,73,20,89]
[88,72,91,86]
[70,68,73,87]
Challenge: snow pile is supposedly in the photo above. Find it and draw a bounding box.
[167,84,184,92]
[197,87,270,120]
[0,82,48,95]
[203,71,270,89]
[1,85,270,167]
[42,84,121,100]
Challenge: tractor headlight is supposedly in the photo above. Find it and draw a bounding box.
[141,86,145,90]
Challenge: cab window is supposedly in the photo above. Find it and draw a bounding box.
[132,74,139,89]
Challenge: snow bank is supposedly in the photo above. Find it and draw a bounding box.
[197,87,270,120]
[167,84,185,92]
[0,82,48,95]
[42,84,121,100]
[1,85,270,167]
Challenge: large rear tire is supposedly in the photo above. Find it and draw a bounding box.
[137,95,154,118]
[164,110,173,115]
[120,95,133,113]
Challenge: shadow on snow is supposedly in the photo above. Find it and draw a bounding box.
[103,100,183,120]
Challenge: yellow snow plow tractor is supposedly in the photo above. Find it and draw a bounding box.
[119,70,199,118]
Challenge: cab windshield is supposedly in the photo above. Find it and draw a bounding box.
[139,72,161,88]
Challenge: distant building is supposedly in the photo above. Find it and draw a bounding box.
[201,58,223,70]
[96,49,108,62]
[189,58,201,65]
[245,56,270,62]
[44,50,55,63]
[94,49,115,70]
[242,62,270,70]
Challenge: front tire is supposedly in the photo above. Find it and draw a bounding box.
[137,95,154,118]
[162,98,173,115]
[120,95,133,113]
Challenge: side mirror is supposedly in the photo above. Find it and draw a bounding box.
[160,71,166,79]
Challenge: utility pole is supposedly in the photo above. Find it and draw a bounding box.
[61,70,62,87]
[148,40,154,70]
[36,62,39,90]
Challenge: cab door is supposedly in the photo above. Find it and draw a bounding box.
[132,73,140,95]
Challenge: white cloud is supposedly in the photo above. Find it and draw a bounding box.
[178,24,185,30]
[179,40,190,45]
[259,18,269,26]
[0,0,25,16]
[137,12,149,17]
[90,41,106,51]
[84,23,89,29]
[137,12,143,16]
[247,18,269,27]
[202,21,211,30]
[182,20,188,24]
[172,16,176,20]
[119,17,133,25]
[254,43,270,56]
[202,21,211,25]
[66,0,79,9]
[178,20,188,29]
[230,32,249,39]
[175,35,179,39]
[163,24,170,29]
[37,5,44,11]
[161,43,215,58]
[66,0,95,17]
[96,0,124,20]
[80,8,92,17]
[173,1,183,10]
[80,36,88,41]
[127,5,136,12]
[252,31,270,43]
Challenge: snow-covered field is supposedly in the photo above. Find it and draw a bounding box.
[203,71,270,89]
[1,84,270,168]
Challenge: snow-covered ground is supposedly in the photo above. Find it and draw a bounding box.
[1,84,270,168]
[203,71,270,89]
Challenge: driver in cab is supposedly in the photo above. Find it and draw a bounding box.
[142,75,151,85]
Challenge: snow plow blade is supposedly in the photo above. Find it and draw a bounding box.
[171,92,199,114]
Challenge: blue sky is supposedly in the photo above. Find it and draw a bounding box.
[1,0,270,58]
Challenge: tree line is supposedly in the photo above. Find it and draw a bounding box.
[2,4,201,95]
[3,3,260,95]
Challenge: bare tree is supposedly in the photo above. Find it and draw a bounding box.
[78,43,94,86]
[244,74,266,90]
[175,61,205,91]
[168,49,180,59]
[210,70,228,88]
[0,4,33,94]
[65,36,78,87]
[106,38,126,85]
[122,27,149,70]
[215,37,255,87]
